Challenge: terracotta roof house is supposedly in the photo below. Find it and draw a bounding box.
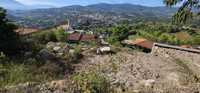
[124,38,154,49]
[123,38,154,52]
[67,33,97,43]
[67,33,82,41]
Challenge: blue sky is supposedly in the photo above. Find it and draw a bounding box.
[15,0,165,7]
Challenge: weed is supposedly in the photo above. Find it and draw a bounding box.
[71,71,113,93]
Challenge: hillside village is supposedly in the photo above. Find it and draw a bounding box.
[17,21,200,57]
[1,0,200,93]
[0,18,197,93]
[3,27,200,93]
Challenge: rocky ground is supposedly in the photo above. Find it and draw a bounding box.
[82,52,200,93]
[1,48,200,93]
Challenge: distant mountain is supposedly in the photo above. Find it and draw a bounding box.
[8,3,177,29]
[30,4,55,9]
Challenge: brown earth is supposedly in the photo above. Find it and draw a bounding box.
[15,28,39,35]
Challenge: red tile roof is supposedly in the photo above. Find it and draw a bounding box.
[80,34,97,41]
[67,33,97,42]
[124,38,154,49]
[67,33,82,41]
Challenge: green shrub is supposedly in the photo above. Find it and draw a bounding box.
[32,31,57,44]
[71,72,112,93]
[71,45,83,63]
[0,52,7,64]
[31,28,68,44]
[0,64,33,87]
[0,56,68,88]
[54,28,68,42]
[44,31,57,42]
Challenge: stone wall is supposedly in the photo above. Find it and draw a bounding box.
[151,43,200,62]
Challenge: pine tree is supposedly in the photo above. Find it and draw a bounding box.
[0,7,19,55]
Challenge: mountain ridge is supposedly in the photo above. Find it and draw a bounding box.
[8,3,177,29]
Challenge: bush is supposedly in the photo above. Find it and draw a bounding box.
[0,63,33,87]
[31,28,68,44]
[0,52,7,64]
[31,31,57,44]
[70,45,83,63]
[54,28,68,42]
[0,56,68,88]
[35,61,66,80]
[71,72,112,93]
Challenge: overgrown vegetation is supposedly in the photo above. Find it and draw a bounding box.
[164,0,200,24]
[70,72,113,93]
[30,28,68,44]
[0,51,70,88]
[96,21,200,46]
[175,59,200,85]
[0,8,74,87]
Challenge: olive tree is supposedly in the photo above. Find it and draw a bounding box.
[164,0,200,24]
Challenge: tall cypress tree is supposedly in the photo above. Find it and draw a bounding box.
[0,7,19,55]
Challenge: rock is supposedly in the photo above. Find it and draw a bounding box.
[167,72,179,83]
[57,53,64,56]
[45,42,70,58]
[53,47,61,51]
[48,80,67,90]
[24,52,32,57]
[69,49,75,54]
[46,42,56,49]
[47,42,69,52]
[97,46,111,54]
[38,49,55,60]
[140,79,155,87]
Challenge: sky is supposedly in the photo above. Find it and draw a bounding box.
[15,0,165,7]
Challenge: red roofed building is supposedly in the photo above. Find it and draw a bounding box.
[123,38,154,52]
[80,34,97,42]
[67,33,97,42]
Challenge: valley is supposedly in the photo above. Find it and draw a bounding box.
[8,3,177,29]
[0,1,200,93]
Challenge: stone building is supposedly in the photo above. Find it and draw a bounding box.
[151,43,200,62]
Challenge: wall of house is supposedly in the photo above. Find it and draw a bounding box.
[151,45,200,62]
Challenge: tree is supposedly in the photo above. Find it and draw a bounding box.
[164,0,200,24]
[0,7,19,55]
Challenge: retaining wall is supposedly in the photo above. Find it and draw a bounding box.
[151,43,200,62]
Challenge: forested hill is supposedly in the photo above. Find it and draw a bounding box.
[8,3,177,29]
